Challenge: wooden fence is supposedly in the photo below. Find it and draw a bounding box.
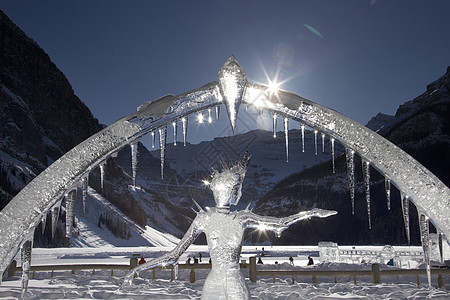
[7,257,448,288]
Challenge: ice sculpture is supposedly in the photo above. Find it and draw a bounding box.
[0,56,449,290]
[124,152,337,299]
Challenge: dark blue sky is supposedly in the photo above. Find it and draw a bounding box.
[2,0,450,144]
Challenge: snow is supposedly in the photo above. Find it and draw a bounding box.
[1,246,448,299]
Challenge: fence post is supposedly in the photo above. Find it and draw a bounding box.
[249,257,257,283]
[438,274,444,289]
[372,263,380,284]
[7,260,17,278]
[190,268,195,283]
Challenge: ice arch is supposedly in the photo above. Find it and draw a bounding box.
[1,56,449,276]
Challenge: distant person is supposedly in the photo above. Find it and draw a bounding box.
[138,255,146,265]
[274,261,278,265]
[307,256,314,266]
[187,258,191,264]
[289,257,294,265]
[194,257,199,264]
[257,257,263,264]
[199,253,202,262]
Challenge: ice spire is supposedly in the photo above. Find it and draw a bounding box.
[272,113,277,138]
[321,133,325,153]
[159,126,167,180]
[172,120,177,146]
[21,239,33,298]
[331,138,335,173]
[217,55,247,133]
[345,148,355,214]
[65,189,76,238]
[208,108,212,124]
[418,213,432,288]
[82,175,88,214]
[284,117,289,162]
[99,162,105,189]
[385,177,391,210]
[131,142,138,188]
[151,131,155,148]
[41,213,47,234]
[314,130,318,155]
[362,159,371,229]
[301,123,305,152]
[51,201,61,239]
[215,105,220,120]
[181,117,188,146]
[401,193,410,245]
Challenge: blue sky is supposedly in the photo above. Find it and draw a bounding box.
[2,0,450,144]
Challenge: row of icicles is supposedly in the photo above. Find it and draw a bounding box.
[15,106,440,296]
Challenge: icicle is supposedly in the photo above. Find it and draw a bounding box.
[131,142,138,188]
[345,148,355,215]
[65,190,76,238]
[51,202,61,239]
[321,133,325,152]
[99,162,105,189]
[21,239,33,298]
[215,105,220,120]
[159,126,167,180]
[192,199,204,212]
[181,117,188,146]
[272,113,277,138]
[82,175,88,214]
[41,213,47,235]
[284,117,289,162]
[385,177,391,210]
[362,159,371,229]
[208,108,212,124]
[419,213,432,288]
[401,193,410,245]
[314,130,318,155]
[331,138,335,173]
[172,120,177,146]
[151,131,155,148]
[438,232,444,263]
[301,123,305,152]
[197,111,204,123]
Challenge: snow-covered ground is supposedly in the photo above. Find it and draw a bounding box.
[1,246,448,299]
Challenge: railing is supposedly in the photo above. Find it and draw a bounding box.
[7,257,448,288]
[247,257,448,288]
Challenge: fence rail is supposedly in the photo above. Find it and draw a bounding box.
[7,257,448,288]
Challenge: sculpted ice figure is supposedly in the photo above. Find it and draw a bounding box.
[124,150,337,299]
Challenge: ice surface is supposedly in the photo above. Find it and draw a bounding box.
[362,160,371,229]
[284,117,289,162]
[158,126,167,180]
[272,113,277,138]
[20,239,32,298]
[385,177,391,210]
[345,148,355,214]
[181,117,187,146]
[65,190,76,238]
[131,142,138,188]
[331,138,335,173]
[418,213,431,287]
[401,193,411,245]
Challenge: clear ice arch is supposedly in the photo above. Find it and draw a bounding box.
[0,55,449,276]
